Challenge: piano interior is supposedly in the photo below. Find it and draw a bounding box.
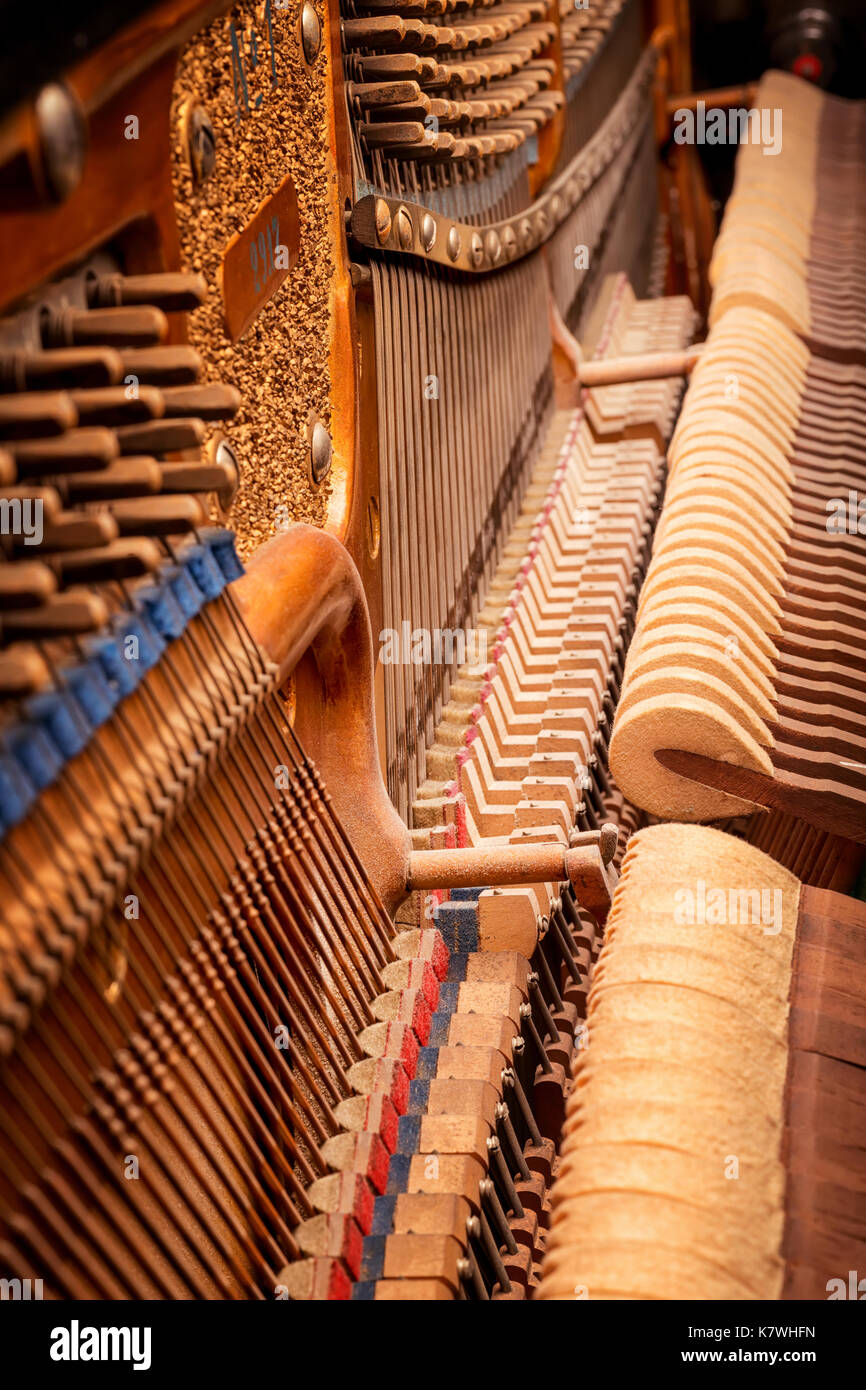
[0,0,864,1304]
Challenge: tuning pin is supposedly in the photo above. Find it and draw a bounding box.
[0,561,57,609]
[0,592,110,643]
[9,428,118,476]
[0,646,52,697]
[0,391,77,440]
[118,347,202,386]
[108,495,207,536]
[158,384,240,420]
[18,511,118,553]
[41,304,168,349]
[51,537,163,584]
[58,458,163,503]
[86,271,207,314]
[0,347,124,392]
[67,386,165,428]
[114,418,206,455]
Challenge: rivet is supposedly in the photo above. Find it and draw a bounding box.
[184,104,216,186]
[470,231,484,268]
[300,2,322,65]
[367,495,381,560]
[310,421,332,484]
[213,437,240,510]
[447,225,461,261]
[485,229,501,264]
[395,206,413,250]
[35,83,86,202]
[421,212,437,252]
[374,198,392,245]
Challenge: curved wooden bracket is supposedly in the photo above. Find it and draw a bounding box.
[233,523,411,912]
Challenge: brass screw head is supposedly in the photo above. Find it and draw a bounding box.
[35,83,87,202]
[310,420,332,484]
[184,104,216,186]
[395,206,413,250]
[300,3,322,65]
[374,198,392,245]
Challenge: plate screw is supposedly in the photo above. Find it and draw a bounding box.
[485,229,501,264]
[421,213,437,251]
[35,83,86,202]
[214,438,240,509]
[310,420,332,483]
[185,105,216,185]
[374,198,392,245]
[395,206,413,249]
[447,225,461,261]
[470,231,484,268]
[300,3,322,64]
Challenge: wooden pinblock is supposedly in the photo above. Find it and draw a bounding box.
[426,1077,501,1125]
[406,1152,486,1199]
[446,1014,516,1057]
[276,1258,352,1301]
[435,1044,510,1086]
[373,1278,455,1300]
[464,951,531,988]
[391,1193,472,1239]
[456,981,525,1029]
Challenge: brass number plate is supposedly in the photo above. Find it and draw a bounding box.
[220,173,300,342]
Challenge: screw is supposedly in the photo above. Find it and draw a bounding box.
[469,231,484,268]
[367,495,381,559]
[446,225,461,261]
[421,213,436,251]
[374,198,392,245]
[310,420,332,484]
[300,2,322,65]
[35,83,86,203]
[213,438,240,510]
[395,206,413,250]
[185,105,216,186]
